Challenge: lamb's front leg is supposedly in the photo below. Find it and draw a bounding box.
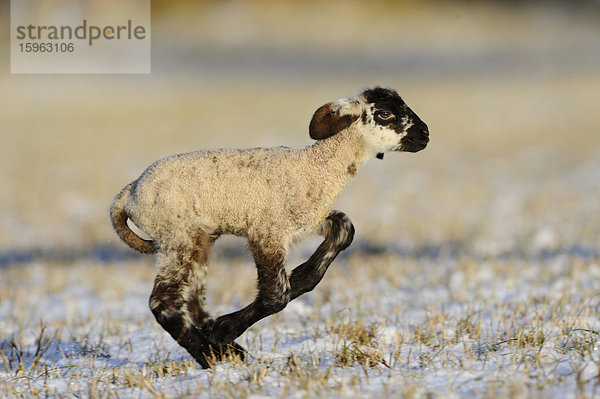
[289,211,354,300]
[203,212,353,346]
[204,245,291,345]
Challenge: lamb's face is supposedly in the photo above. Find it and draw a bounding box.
[309,87,429,157]
[358,87,429,154]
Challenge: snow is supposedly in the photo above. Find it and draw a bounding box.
[1,252,599,398]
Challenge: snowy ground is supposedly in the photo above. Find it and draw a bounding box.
[1,248,600,398]
[1,1,600,398]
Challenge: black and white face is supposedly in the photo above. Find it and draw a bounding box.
[360,87,429,153]
[309,87,429,157]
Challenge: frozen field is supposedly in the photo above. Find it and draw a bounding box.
[1,1,600,397]
[2,248,600,398]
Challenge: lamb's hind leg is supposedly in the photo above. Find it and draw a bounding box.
[149,232,245,369]
[289,210,355,300]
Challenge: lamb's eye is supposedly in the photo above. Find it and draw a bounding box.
[374,110,396,123]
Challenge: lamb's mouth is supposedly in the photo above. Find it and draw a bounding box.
[398,136,429,153]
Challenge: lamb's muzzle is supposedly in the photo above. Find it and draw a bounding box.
[109,86,429,368]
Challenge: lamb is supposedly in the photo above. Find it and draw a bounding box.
[109,87,429,368]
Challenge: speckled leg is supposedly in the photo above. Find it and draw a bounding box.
[289,211,354,300]
[149,232,245,368]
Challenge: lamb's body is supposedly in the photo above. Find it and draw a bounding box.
[127,130,364,254]
[110,87,429,368]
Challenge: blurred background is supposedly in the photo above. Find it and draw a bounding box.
[0,0,599,263]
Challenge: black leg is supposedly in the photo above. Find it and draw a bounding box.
[289,211,354,300]
[204,244,291,345]
[203,212,354,346]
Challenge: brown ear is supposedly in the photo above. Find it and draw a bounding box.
[309,103,358,140]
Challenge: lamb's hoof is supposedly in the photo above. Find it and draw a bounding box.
[214,341,247,362]
[194,351,212,369]
[194,319,247,368]
[195,341,247,369]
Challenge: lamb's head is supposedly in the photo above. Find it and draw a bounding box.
[309,87,429,158]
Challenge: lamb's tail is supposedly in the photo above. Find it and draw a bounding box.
[110,183,156,254]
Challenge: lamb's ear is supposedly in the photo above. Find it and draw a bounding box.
[309,103,358,140]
